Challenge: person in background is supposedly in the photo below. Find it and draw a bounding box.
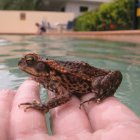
[35,20,48,35]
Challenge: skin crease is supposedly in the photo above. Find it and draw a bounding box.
[0,80,140,140]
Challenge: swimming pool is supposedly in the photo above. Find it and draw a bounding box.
[0,35,140,116]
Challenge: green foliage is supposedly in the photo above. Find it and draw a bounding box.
[0,0,49,10]
[74,0,133,31]
[74,11,99,31]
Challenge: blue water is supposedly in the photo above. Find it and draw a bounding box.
[0,35,140,116]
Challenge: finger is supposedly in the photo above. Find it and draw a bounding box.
[48,91,92,136]
[10,79,48,139]
[0,89,15,140]
[83,95,140,131]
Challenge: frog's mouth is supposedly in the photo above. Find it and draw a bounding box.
[18,65,40,77]
[19,65,49,77]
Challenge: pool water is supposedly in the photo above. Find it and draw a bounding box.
[0,35,140,116]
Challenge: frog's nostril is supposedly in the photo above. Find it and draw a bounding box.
[18,60,23,65]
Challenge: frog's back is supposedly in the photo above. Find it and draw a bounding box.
[54,60,109,81]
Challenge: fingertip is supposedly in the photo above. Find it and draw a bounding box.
[83,96,140,130]
[49,95,92,135]
[10,79,48,139]
[16,79,40,101]
[18,79,40,91]
[0,89,15,113]
[0,89,15,99]
[12,79,41,111]
[0,89,15,140]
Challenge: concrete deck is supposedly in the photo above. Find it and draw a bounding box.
[46,30,140,44]
[0,29,140,44]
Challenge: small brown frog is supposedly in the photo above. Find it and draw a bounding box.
[18,53,122,113]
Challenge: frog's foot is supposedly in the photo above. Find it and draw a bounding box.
[18,100,49,113]
[79,97,101,109]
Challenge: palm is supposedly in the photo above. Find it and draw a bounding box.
[0,80,140,140]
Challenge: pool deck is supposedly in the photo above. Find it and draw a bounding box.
[46,30,140,44]
[0,30,140,44]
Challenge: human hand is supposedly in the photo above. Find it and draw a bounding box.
[0,80,140,140]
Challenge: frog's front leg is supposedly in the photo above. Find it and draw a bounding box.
[19,100,48,112]
[19,88,72,113]
[80,71,122,106]
[45,93,72,111]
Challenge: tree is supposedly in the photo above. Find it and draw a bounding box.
[74,0,134,31]
[0,0,49,10]
[74,11,99,31]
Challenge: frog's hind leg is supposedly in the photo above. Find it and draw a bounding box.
[80,71,122,107]
[79,95,97,108]
[93,71,122,102]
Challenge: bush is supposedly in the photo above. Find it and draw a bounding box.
[74,0,133,31]
[74,11,99,31]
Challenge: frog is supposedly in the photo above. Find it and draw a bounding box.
[18,53,122,113]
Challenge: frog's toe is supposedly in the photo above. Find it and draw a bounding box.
[79,101,88,109]
[79,97,97,108]
[18,100,49,113]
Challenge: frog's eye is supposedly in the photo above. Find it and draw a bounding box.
[25,55,36,65]
[36,62,46,72]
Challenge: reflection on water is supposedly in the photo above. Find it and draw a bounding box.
[0,35,140,116]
